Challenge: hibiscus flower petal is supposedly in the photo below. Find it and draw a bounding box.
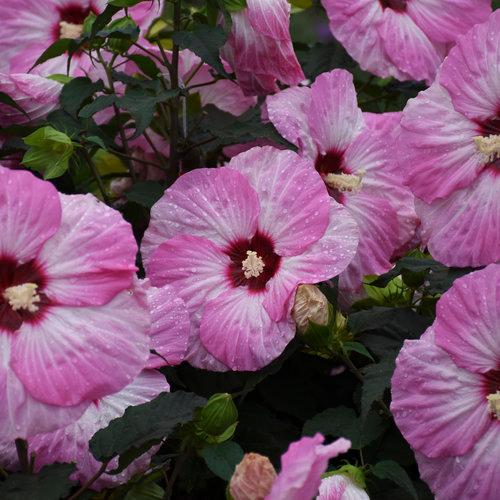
[406,0,491,45]
[308,70,364,154]
[416,169,500,268]
[0,166,61,264]
[415,425,500,500]
[11,288,150,407]
[38,194,138,307]
[228,147,331,256]
[439,10,500,121]
[322,0,411,81]
[266,434,351,500]
[400,83,484,203]
[434,265,500,374]
[142,168,260,262]
[0,334,88,442]
[391,329,490,458]
[200,287,295,371]
[265,86,316,158]
[146,283,190,369]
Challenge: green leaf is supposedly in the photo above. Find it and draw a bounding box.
[79,95,118,119]
[371,461,418,500]
[127,54,161,78]
[117,86,179,139]
[47,74,74,84]
[60,77,105,117]
[343,341,374,362]
[361,358,395,419]
[200,105,297,151]
[222,0,247,12]
[289,0,313,8]
[29,38,75,71]
[125,180,166,207]
[0,463,76,500]
[173,25,229,76]
[89,391,206,463]
[349,307,432,360]
[23,126,74,179]
[90,4,121,39]
[109,0,148,6]
[124,482,165,500]
[0,91,29,119]
[303,406,388,449]
[201,441,244,481]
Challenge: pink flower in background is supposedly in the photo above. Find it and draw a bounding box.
[0,73,62,127]
[221,0,305,96]
[400,11,500,267]
[145,281,191,369]
[143,147,358,371]
[321,0,491,83]
[0,0,163,76]
[266,434,351,500]
[24,370,168,491]
[0,167,150,440]
[318,474,369,500]
[391,265,500,499]
[266,70,417,298]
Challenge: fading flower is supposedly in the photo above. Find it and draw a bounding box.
[221,0,305,96]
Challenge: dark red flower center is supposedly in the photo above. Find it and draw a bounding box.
[379,0,408,12]
[474,113,500,171]
[225,231,281,293]
[0,256,49,333]
[54,3,98,40]
[483,369,500,396]
[315,149,355,204]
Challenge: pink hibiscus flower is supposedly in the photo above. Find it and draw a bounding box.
[267,434,352,500]
[142,146,359,371]
[221,0,305,96]
[0,0,163,76]
[266,70,418,298]
[0,166,150,441]
[391,265,500,499]
[0,73,62,127]
[1,370,168,491]
[318,474,369,500]
[321,0,491,84]
[400,10,500,267]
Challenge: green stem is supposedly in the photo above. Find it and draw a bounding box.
[168,0,182,176]
[67,461,110,500]
[15,439,30,474]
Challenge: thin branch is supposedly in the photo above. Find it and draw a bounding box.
[67,461,110,500]
[84,151,111,204]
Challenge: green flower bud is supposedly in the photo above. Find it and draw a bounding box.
[196,393,238,444]
[105,17,139,53]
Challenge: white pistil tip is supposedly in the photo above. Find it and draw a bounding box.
[487,392,500,419]
[242,250,265,279]
[474,135,500,163]
[3,283,41,313]
[59,21,84,40]
[324,170,365,193]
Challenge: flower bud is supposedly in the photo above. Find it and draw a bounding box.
[229,453,277,500]
[292,285,330,334]
[196,393,238,443]
[105,17,139,53]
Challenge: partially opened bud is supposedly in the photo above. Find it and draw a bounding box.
[229,453,277,500]
[292,285,330,334]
